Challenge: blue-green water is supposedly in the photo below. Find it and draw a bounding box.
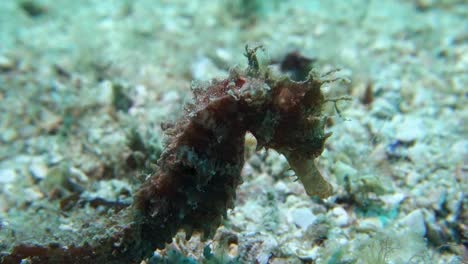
[0,1,466,263]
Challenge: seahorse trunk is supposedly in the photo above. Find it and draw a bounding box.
[135,66,334,250]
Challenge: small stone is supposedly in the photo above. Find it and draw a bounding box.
[357,217,383,232]
[161,90,180,103]
[333,161,357,183]
[134,84,148,106]
[23,187,45,201]
[69,167,89,182]
[59,223,76,232]
[394,116,426,142]
[18,124,38,138]
[329,207,350,227]
[369,143,387,163]
[296,246,320,261]
[29,162,48,181]
[191,56,225,80]
[397,209,426,236]
[290,208,316,230]
[380,193,406,207]
[0,55,15,71]
[67,167,89,192]
[47,153,63,165]
[406,171,422,186]
[371,98,397,118]
[266,151,289,177]
[241,200,263,222]
[407,143,430,164]
[450,140,467,163]
[84,179,132,201]
[215,48,232,65]
[226,242,238,258]
[274,181,288,193]
[1,128,18,142]
[97,81,114,105]
[0,169,17,184]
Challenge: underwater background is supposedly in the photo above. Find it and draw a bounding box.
[0,0,466,263]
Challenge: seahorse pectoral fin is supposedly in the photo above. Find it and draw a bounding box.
[285,155,333,199]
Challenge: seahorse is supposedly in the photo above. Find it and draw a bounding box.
[1,46,334,264]
[134,45,333,250]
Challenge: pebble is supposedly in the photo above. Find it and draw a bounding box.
[69,167,89,183]
[394,116,426,142]
[191,56,225,80]
[0,169,17,184]
[333,161,357,183]
[23,187,45,201]
[215,48,232,65]
[59,223,76,232]
[241,200,263,223]
[1,128,18,143]
[371,98,398,118]
[85,179,132,201]
[266,151,290,177]
[290,208,316,230]
[273,181,288,193]
[67,167,89,192]
[406,170,423,186]
[329,207,350,227]
[0,55,14,71]
[97,81,114,105]
[397,209,426,236]
[29,162,48,181]
[161,90,180,103]
[407,142,430,164]
[18,124,39,138]
[369,143,387,163]
[380,193,406,207]
[356,217,383,232]
[450,140,467,163]
[296,246,320,261]
[39,109,62,133]
[47,153,63,165]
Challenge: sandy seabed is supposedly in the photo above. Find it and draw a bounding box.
[0,0,466,263]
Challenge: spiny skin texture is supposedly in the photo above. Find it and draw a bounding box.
[135,64,333,250]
